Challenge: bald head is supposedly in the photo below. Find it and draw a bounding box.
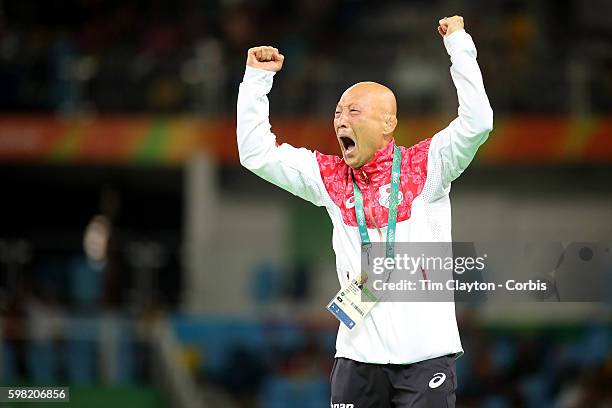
[334,82,398,168]
[341,82,397,117]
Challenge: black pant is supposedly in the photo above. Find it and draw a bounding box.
[330,355,457,408]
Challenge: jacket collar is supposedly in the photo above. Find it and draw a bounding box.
[351,139,395,186]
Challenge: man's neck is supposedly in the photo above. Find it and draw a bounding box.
[357,137,393,169]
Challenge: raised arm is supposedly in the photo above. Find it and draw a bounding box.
[429,16,494,189]
[237,46,326,206]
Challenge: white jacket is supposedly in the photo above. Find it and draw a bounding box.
[237,29,493,364]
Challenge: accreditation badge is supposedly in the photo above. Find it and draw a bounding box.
[326,275,380,330]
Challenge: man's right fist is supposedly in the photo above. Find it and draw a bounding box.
[437,16,464,38]
[246,46,285,72]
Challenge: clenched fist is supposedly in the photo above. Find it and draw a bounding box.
[246,46,285,72]
[437,15,464,38]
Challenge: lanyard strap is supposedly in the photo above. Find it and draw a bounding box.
[352,144,402,259]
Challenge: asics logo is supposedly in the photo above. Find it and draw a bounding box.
[428,372,446,389]
[345,196,355,209]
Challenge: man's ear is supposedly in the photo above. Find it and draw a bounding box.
[383,114,398,135]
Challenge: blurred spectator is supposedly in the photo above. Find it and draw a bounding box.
[69,215,109,313]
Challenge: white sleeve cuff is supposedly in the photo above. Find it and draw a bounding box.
[242,66,276,93]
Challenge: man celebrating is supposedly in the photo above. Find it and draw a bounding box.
[237,16,492,408]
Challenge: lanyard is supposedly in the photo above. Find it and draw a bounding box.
[352,144,402,260]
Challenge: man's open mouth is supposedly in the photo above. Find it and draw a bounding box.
[339,136,356,155]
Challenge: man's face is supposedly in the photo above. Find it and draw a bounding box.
[334,83,397,168]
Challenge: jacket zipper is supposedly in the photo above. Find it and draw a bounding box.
[361,170,369,184]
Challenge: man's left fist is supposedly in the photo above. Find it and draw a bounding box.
[437,15,464,38]
[246,46,285,72]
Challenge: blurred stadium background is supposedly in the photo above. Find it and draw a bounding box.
[0,0,611,407]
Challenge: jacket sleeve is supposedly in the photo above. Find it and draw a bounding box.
[428,29,494,193]
[237,66,327,207]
